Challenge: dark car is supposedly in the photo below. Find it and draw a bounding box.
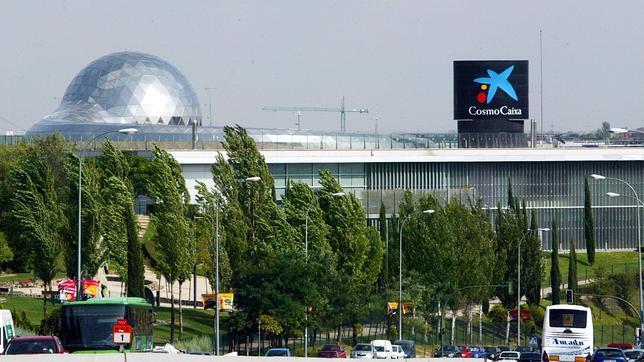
[4,336,65,355]
[622,349,644,361]
[393,340,416,358]
[515,346,537,353]
[469,346,488,359]
[592,348,627,362]
[265,348,292,357]
[435,345,461,358]
[518,351,541,362]
[318,343,347,358]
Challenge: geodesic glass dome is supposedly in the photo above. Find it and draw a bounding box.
[41,51,201,126]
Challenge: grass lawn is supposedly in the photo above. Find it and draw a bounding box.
[153,305,221,344]
[542,250,639,285]
[0,272,67,283]
[0,295,59,330]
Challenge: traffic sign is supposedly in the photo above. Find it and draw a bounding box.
[529,336,538,346]
[113,320,132,345]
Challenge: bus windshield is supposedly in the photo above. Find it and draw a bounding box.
[549,309,587,328]
[61,305,124,352]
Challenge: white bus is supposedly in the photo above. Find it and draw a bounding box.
[542,305,593,362]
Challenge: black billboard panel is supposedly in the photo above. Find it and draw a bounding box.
[454,60,528,120]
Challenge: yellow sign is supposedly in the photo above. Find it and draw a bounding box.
[202,293,235,311]
[387,301,414,316]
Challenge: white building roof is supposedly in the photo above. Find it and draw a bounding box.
[170,147,644,165]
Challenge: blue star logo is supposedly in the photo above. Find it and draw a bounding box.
[473,66,518,103]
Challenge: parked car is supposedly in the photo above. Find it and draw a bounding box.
[591,348,627,362]
[469,346,488,359]
[622,349,644,361]
[608,344,634,351]
[497,351,521,362]
[4,336,65,355]
[490,346,512,361]
[435,345,461,358]
[352,343,376,359]
[371,340,393,359]
[265,348,292,357]
[393,340,416,358]
[517,351,541,362]
[460,346,473,358]
[318,343,347,358]
[391,345,405,359]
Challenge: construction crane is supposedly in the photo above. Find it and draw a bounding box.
[262,96,368,133]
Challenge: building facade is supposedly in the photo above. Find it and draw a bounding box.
[172,147,643,252]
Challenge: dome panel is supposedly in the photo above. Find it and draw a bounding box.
[45,51,201,126]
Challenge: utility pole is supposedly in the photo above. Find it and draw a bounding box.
[205,87,215,127]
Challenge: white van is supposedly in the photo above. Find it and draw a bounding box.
[371,339,393,359]
[0,310,15,353]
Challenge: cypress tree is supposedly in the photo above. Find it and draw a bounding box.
[379,202,388,286]
[567,239,578,296]
[550,218,561,305]
[584,177,596,265]
[525,209,542,306]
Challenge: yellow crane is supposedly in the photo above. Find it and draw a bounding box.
[263,96,368,132]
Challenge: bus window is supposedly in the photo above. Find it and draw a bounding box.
[549,309,587,328]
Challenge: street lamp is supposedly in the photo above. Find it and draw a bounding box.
[304,190,344,357]
[77,127,137,300]
[516,227,549,346]
[593,173,644,343]
[399,209,435,340]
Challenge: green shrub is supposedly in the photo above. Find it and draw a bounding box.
[487,304,507,324]
[174,335,213,354]
[529,305,545,329]
[38,309,62,336]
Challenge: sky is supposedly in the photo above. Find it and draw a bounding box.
[1,1,643,134]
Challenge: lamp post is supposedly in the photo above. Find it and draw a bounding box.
[398,209,435,340]
[516,227,549,346]
[304,190,345,357]
[214,197,220,356]
[593,173,643,342]
[77,128,137,300]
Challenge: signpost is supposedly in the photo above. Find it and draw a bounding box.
[113,318,132,352]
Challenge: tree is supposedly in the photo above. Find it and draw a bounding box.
[567,239,578,295]
[524,210,542,306]
[147,145,192,343]
[584,177,596,265]
[378,202,389,290]
[10,141,67,314]
[550,218,561,305]
[0,232,13,266]
[318,169,383,345]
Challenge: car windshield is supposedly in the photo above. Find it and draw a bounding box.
[322,345,341,351]
[596,349,623,357]
[6,339,57,354]
[374,346,384,351]
[266,349,289,356]
[624,351,641,359]
[501,352,519,358]
[354,345,371,351]
[444,346,459,352]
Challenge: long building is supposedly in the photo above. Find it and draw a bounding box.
[172,147,643,252]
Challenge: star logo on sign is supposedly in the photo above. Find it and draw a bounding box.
[473,66,518,104]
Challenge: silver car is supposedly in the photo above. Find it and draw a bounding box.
[352,343,376,359]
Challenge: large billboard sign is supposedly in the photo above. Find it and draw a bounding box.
[454,60,528,120]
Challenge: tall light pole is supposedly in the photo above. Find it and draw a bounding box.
[304,190,345,357]
[516,227,549,346]
[77,127,137,300]
[592,173,643,343]
[205,87,215,127]
[399,209,435,340]
[214,198,220,355]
